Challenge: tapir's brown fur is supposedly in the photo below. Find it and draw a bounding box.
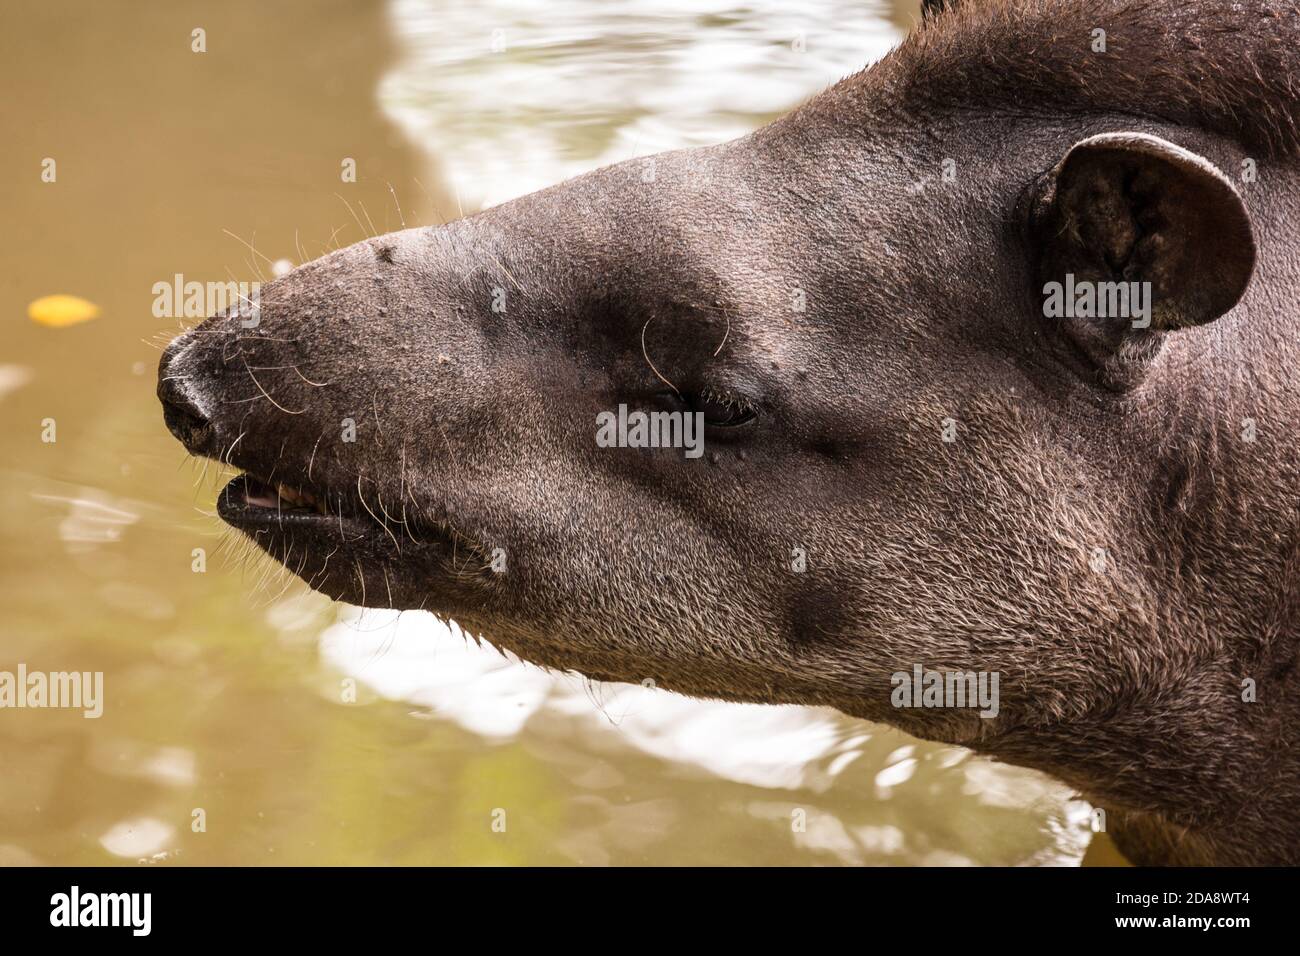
[160,0,1300,865]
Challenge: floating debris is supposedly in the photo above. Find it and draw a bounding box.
[28,294,100,327]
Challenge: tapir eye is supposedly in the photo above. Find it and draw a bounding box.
[687,389,757,428]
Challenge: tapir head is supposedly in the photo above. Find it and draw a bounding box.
[160,0,1293,768]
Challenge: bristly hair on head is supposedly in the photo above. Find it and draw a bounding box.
[872,0,1300,157]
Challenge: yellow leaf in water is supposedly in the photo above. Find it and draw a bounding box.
[28,294,101,328]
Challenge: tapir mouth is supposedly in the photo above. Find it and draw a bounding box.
[215,469,408,548]
[218,474,345,528]
[210,464,497,610]
[214,468,482,564]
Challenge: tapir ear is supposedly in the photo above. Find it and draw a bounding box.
[1028,132,1255,334]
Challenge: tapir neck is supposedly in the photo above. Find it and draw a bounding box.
[983,601,1300,865]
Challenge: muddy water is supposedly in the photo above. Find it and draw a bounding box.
[0,0,1121,865]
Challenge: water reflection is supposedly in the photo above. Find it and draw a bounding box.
[320,605,1091,865]
[31,490,140,552]
[383,0,906,207]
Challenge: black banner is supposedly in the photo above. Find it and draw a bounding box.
[0,865,1282,940]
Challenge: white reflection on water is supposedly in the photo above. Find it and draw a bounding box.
[31,490,140,552]
[322,608,850,790]
[89,740,196,788]
[99,816,174,859]
[316,602,1098,863]
[381,0,902,208]
[874,749,918,791]
[318,608,1091,867]
[0,365,33,403]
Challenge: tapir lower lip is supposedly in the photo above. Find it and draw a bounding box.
[216,474,375,539]
[214,474,488,572]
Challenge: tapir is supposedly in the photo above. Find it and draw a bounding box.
[159,0,1300,865]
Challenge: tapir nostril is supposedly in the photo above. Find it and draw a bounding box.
[158,337,216,455]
